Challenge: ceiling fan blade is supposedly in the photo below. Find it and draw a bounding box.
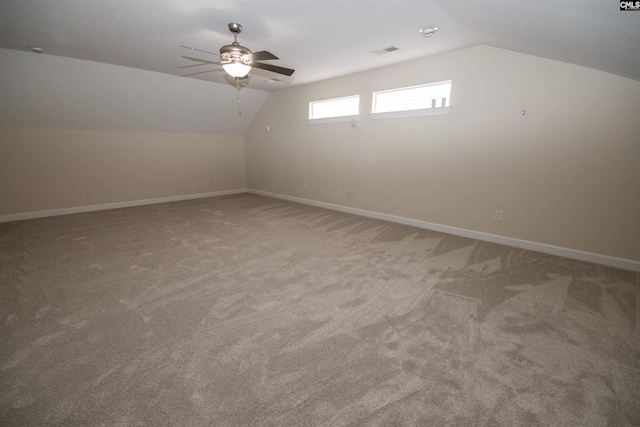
[180,45,219,57]
[249,68,295,84]
[178,63,211,69]
[244,50,278,62]
[252,62,295,76]
[181,55,220,65]
[180,69,223,77]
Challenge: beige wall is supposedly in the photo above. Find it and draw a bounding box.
[0,48,257,217]
[245,45,640,262]
[0,128,246,215]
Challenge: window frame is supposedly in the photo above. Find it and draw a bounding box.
[370,81,452,120]
[307,94,360,124]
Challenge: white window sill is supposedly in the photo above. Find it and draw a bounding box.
[307,115,359,125]
[369,107,451,120]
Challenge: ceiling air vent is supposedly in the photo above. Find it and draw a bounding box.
[371,46,400,56]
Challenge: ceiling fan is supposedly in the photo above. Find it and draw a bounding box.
[179,22,295,86]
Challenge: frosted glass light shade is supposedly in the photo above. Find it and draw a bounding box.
[222,62,251,78]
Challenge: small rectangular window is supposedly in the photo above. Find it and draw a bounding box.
[371,81,451,118]
[308,95,359,122]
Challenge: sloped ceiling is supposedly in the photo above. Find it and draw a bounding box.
[1,0,639,93]
[0,48,269,134]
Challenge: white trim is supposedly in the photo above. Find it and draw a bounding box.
[248,189,640,273]
[309,94,359,122]
[0,189,247,223]
[307,115,360,125]
[369,107,451,120]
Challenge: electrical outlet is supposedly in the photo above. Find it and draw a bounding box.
[346,191,354,199]
[205,179,210,185]
[304,183,308,191]
[77,189,84,197]
[337,188,342,196]
[494,210,503,221]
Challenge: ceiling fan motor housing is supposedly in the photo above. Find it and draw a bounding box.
[220,43,251,55]
[221,23,252,65]
[220,45,251,66]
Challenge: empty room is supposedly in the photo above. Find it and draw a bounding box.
[1,0,639,425]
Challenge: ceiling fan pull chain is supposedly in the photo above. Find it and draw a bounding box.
[237,86,242,116]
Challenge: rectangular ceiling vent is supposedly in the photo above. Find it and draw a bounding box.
[371,46,400,56]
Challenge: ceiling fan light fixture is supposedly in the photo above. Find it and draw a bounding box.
[222,61,252,78]
[419,26,439,37]
[180,22,294,86]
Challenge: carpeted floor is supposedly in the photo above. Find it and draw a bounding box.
[1,193,639,426]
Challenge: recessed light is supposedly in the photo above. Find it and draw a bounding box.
[419,26,439,37]
[265,78,280,83]
[27,46,44,53]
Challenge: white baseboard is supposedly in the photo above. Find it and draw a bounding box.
[3,187,637,272]
[0,189,248,223]
[248,189,640,273]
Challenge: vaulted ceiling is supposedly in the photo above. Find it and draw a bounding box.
[1,0,639,93]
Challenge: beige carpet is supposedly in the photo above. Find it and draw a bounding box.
[1,193,639,426]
